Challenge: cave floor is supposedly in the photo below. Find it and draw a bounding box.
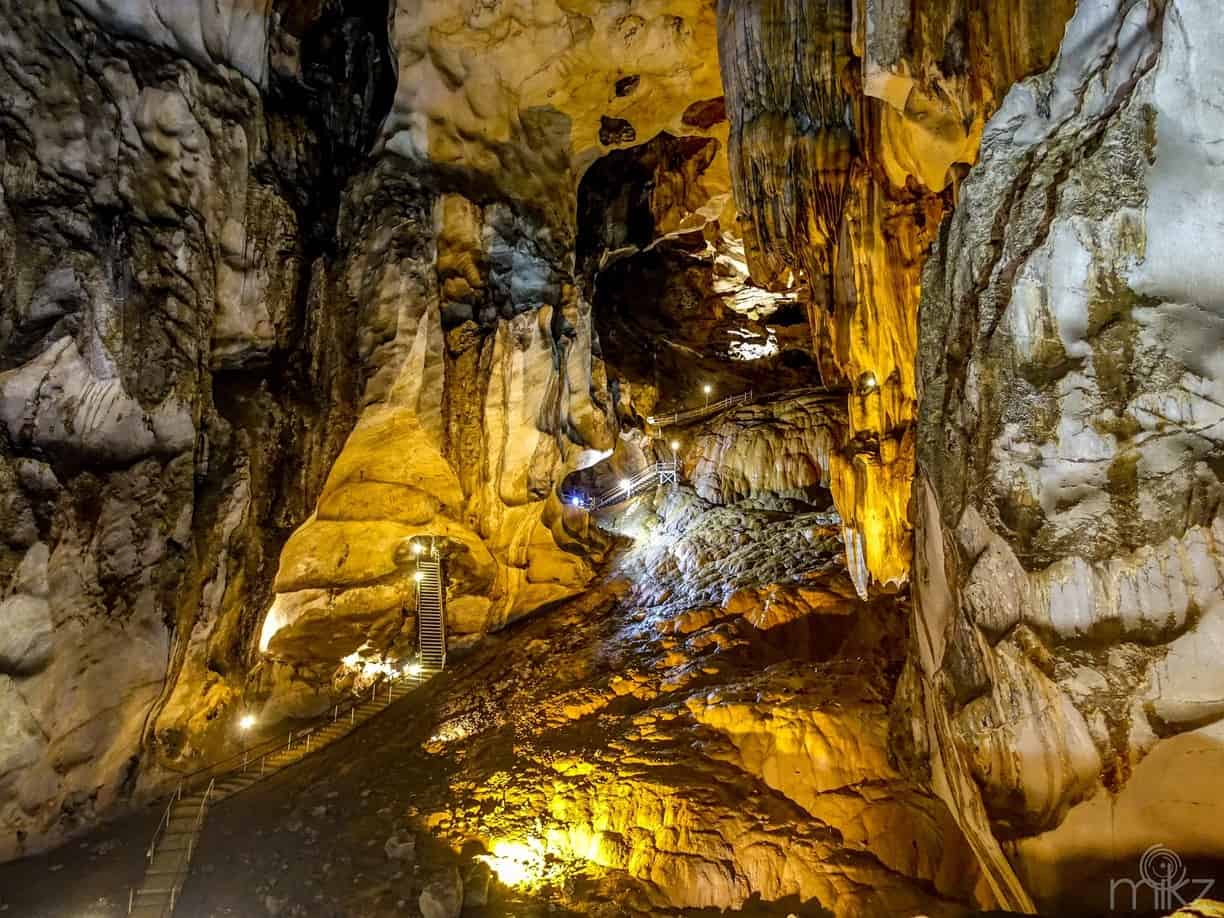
[173,491,969,917]
[0,805,159,917]
[5,489,1033,917]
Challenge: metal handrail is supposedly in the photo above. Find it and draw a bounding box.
[145,783,182,860]
[161,672,411,800]
[591,460,679,509]
[647,389,754,428]
[132,779,215,916]
[129,675,416,915]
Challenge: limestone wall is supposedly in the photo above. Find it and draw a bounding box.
[902,0,1224,910]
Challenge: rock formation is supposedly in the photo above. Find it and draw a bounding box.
[717,0,1077,598]
[0,0,390,859]
[0,0,735,860]
[713,0,1224,911]
[2,0,1224,915]
[901,0,1224,910]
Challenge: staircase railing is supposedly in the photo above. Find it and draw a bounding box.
[131,778,215,917]
[144,784,182,862]
[417,557,446,672]
[647,389,753,428]
[129,672,419,915]
[154,666,421,811]
[586,460,679,510]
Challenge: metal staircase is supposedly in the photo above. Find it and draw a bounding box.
[128,675,422,916]
[127,780,213,917]
[416,557,446,673]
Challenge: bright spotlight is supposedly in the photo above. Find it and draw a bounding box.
[479,839,547,887]
[670,440,680,451]
[411,542,423,556]
[702,384,712,395]
[239,714,256,731]
[620,478,631,492]
[570,496,582,508]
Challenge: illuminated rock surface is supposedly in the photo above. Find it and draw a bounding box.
[899,0,1224,912]
[716,0,1076,597]
[160,487,980,917]
[1,0,1223,915]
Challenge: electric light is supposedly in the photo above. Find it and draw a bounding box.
[411,542,423,556]
[406,663,421,676]
[620,478,631,492]
[702,384,712,395]
[570,496,582,508]
[239,714,256,731]
[670,440,679,451]
[857,370,879,395]
[413,570,424,582]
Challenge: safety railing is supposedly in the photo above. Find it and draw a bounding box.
[129,671,419,915]
[144,784,182,863]
[131,778,215,916]
[158,669,419,809]
[416,558,446,672]
[576,460,679,510]
[646,389,754,428]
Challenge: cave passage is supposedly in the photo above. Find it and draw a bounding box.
[2,1,1223,917]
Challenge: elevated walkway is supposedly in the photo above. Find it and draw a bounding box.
[646,389,753,428]
[567,460,680,512]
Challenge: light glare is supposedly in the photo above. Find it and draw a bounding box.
[479,839,546,887]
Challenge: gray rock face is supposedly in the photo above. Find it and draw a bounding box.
[0,0,386,859]
[904,0,1224,910]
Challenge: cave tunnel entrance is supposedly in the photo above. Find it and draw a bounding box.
[575,131,824,427]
